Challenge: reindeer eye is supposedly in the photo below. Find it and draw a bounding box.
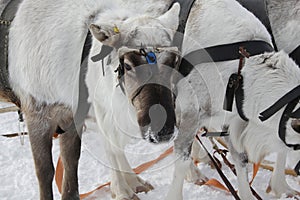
[124,63,132,70]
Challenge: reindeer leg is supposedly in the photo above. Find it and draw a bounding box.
[165,128,207,200]
[227,117,254,200]
[106,142,140,200]
[116,153,154,194]
[59,121,81,200]
[25,107,56,200]
[268,151,300,198]
[191,138,210,165]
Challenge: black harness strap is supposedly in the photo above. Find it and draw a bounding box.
[224,73,249,121]
[179,40,273,76]
[91,45,113,63]
[278,97,300,151]
[171,0,196,50]
[56,32,92,135]
[237,0,278,52]
[289,45,300,66]
[294,160,300,176]
[291,107,300,119]
[260,85,300,175]
[259,85,300,122]
[201,131,229,137]
[223,47,250,121]
[180,40,273,127]
[0,0,22,107]
[258,76,300,177]
[73,31,92,134]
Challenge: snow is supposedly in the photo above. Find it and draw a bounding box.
[0,102,299,200]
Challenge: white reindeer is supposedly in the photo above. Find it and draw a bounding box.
[86,2,209,199]
[191,0,300,164]
[7,1,120,199]
[86,0,300,199]
[227,52,300,200]
[172,0,300,199]
[6,0,189,199]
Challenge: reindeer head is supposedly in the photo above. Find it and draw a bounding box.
[89,4,181,143]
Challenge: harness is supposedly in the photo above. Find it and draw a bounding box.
[172,0,196,50]
[259,85,300,175]
[236,0,300,176]
[289,45,300,66]
[0,0,22,107]
[114,47,160,97]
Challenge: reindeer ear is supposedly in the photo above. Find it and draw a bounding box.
[157,3,180,31]
[89,24,120,47]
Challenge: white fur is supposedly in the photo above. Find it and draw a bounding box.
[191,0,300,165]
[88,0,300,199]
[8,0,178,199]
[8,0,118,107]
[229,51,300,199]
[10,0,298,199]
[266,0,300,53]
[8,0,142,108]
[86,4,190,200]
[175,0,300,199]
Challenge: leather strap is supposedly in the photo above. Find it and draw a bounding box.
[0,0,22,107]
[201,131,229,137]
[179,40,273,76]
[72,31,92,136]
[259,85,300,122]
[278,98,300,151]
[91,45,113,63]
[224,73,249,121]
[294,160,300,176]
[172,0,196,50]
[49,32,92,135]
[0,0,22,20]
[289,45,300,66]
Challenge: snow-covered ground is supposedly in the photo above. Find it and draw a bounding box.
[0,102,299,200]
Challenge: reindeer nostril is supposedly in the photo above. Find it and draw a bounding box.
[149,104,167,132]
[291,119,300,134]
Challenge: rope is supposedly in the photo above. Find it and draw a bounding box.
[55,146,173,199]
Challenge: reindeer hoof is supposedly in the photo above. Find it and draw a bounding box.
[286,189,300,199]
[194,177,208,186]
[266,183,300,198]
[121,194,140,200]
[185,162,209,185]
[135,182,154,193]
[266,185,271,193]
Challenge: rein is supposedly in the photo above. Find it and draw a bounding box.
[195,134,241,200]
